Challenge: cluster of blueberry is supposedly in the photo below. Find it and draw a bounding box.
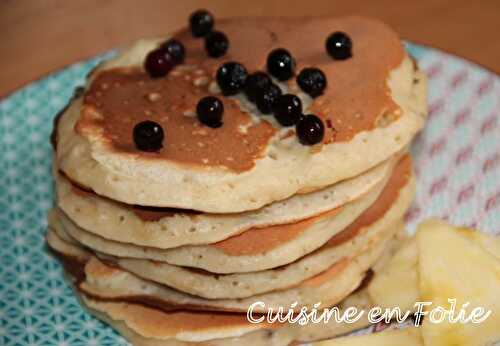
[203,48,331,145]
[190,10,229,58]
[134,10,353,151]
[143,9,227,80]
[143,39,185,79]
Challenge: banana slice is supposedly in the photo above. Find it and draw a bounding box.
[417,219,500,346]
[316,219,500,346]
[368,237,419,312]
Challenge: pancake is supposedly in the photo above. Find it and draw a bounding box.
[49,159,412,298]
[47,227,376,328]
[50,170,383,274]
[50,155,411,274]
[48,226,390,314]
[76,226,392,314]
[61,155,412,276]
[79,295,288,346]
[55,155,395,249]
[290,232,407,343]
[47,237,406,345]
[79,288,376,346]
[47,226,91,262]
[104,210,408,299]
[55,16,427,212]
[58,217,404,300]
[47,225,409,346]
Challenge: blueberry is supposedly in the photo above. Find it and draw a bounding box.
[144,47,174,78]
[133,121,164,151]
[266,48,295,81]
[189,9,214,38]
[160,39,185,65]
[273,94,303,126]
[256,83,282,114]
[196,96,224,128]
[205,31,229,58]
[216,62,248,95]
[244,72,272,102]
[296,114,324,145]
[296,68,327,97]
[326,32,352,60]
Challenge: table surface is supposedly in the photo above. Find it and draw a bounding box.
[0,0,499,97]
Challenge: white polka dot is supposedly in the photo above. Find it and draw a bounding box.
[52,306,63,315]
[17,255,28,264]
[8,186,20,195]
[51,288,62,297]
[87,338,99,346]
[84,320,97,329]
[39,200,52,210]
[4,151,16,161]
[13,220,25,228]
[7,168,17,178]
[50,97,63,106]
[3,133,15,144]
[48,81,60,91]
[2,116,13,127]
[11,203,23,212]
[26,98,38,109]
[30,132,42,142]
[27,115,40,125]
[19,272,30,281]
[33,148,45,159]
[34,166,45,176]
[37,184,50,193]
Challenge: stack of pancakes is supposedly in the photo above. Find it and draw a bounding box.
[47,16,427,345]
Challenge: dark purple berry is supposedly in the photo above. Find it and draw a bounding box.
[273,94,303,126]
[205,31,229,58]
[297,68,327,97]
[296,114,324,145]
[267,48,295,81]
[216,62,248,95]
[133,121,164,151]
[256,83,282,114]
[144,47,174,78]
[326,32,352,60]
[189,10,214,38]
[196,96,224,128]
[160,39,185,65]
[244,72,272,102]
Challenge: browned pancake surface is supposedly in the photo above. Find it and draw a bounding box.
[78,16,404,172]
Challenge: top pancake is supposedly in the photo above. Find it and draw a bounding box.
[55,16,427,212]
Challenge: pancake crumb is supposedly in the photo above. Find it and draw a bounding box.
[146,93,161,102]
[193,76,210,87]
[209,81,220,94]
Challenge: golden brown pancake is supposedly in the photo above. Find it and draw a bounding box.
[55,16,427,212]
[79,17,404,172]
